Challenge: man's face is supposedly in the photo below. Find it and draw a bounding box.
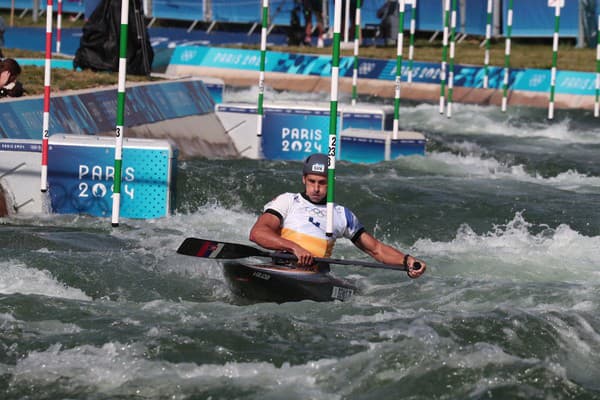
[303,174,328,203]
[0,70,13,87]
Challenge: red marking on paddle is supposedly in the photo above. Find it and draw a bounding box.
[195,241,218,257]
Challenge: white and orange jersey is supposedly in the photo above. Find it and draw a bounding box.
[263,192,365,257]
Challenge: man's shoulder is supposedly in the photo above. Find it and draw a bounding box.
[278,192,299,200]
[333,203,352,212]
[266,192,297,206]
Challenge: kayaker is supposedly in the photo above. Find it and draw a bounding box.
[249,153,426,278]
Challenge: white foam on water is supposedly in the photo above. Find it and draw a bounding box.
[0,261,91,301]
[402,103,600,144]
[390,150,600,191]
[1,311,83,339]
[10,341,343,399]
[224,85,330,104]
[219,86,600,145]
[413,212,600,283]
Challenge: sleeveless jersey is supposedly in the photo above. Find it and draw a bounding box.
[264,192,364,257]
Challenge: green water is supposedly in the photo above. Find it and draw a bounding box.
[1,102,599,399]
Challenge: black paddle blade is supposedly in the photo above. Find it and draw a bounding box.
[176,238,268,259]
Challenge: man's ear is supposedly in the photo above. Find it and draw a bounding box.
[302,175,306,185]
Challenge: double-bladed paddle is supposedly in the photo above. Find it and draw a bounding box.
[176,238,414,272]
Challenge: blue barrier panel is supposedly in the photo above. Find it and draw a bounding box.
[55,0,85,14]
[269,0,297,27]
[356,0,457,33]
[325,0,409,31]
[327,0,485,36]
[150,0,203,22]
[0,79,214,139]
[350,0,387,27]
[462,0,488,36]
[211,0,260,24]
[419,0,471,33]
[0,0,94,18]
[416,0,444,32]
[506,0,579,37]
[169,45,599,96]
[0,0,41,12]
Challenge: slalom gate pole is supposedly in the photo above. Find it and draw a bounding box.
[56,0,62,53]
[351,0,362,106]
[482,0,492,89]
[548,0,562,120]
[344,0,350,43]
[407,0,417,83]
[446,0,457,118]
[111,0,130,227]
[595,14,600,118]
[392,0,405,140]
[256,0,269,156]
[40,0,53,192]
[501,0,513,112]
[439,0,450,114]
[326,0,343,237]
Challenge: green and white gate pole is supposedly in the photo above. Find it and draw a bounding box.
[439,0,451,114]
[256,0,269,156]
[326,0,342,237]
[501,0,514,112]
[407,0,417,83]
[392,0,405,139]
[393,0,404,139]
[111,0,130,227]
[482,0,493,89]
[595,15,600,118]
[446,0,457,118]
[351,0,362,106]
[548,0,562,120]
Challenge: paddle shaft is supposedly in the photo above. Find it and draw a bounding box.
[177,238,412,272]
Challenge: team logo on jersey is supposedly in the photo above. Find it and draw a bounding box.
[309,216,321,228]
[304,206,326,217]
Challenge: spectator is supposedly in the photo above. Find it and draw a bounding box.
[341,0,359,42]
[0,58,25,98]
[288,0,305,45]
[303,0,325,48]
[377,0,398,47]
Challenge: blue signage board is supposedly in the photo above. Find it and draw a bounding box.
[170,46,598,97]
[48,137,176,219]
[261,108,333,160]
[342,112,385,131]
[340,135,426,164]
[390,138,427,159]
[340,136,386,164]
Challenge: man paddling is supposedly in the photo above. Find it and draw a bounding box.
[249,153,426,278]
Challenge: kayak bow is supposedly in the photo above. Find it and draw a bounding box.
[222,261,357,303]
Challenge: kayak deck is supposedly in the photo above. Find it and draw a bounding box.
[222,261,357,303]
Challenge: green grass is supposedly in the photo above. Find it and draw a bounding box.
[270,36,597,72]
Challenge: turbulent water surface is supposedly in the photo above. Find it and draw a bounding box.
[1,89,599,399]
